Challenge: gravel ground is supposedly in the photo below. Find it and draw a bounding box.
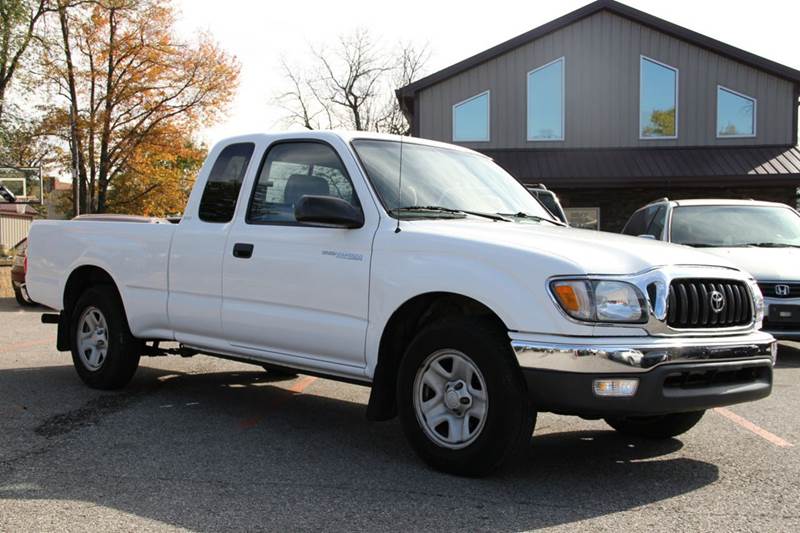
[1,297,798,532]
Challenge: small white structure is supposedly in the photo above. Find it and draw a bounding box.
[0,204,36,255]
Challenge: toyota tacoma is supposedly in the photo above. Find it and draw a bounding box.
[27,131,776,476]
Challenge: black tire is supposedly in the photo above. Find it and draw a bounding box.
[70,285,141,390]
[261,363,298,378]
[14,286,34,306]
[605,410,706,439]
[397,317,535,477]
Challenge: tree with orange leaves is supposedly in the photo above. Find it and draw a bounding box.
[104,123,205,216]
[41,0,238,215]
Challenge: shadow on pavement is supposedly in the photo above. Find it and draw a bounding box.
[0,365,719,531]
[777,342,800,368]
[0,296,47,313]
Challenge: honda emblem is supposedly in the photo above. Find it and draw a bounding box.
[775,284,791,297]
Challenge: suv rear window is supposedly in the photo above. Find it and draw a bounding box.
[199,143,255,223]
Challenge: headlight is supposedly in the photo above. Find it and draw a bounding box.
[550,279,647,323]
[746,278,764,327]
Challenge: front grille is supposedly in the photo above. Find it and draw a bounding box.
[667,279,752,329]
[758,282,800,299]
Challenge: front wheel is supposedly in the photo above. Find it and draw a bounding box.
[397,318,535,477]
[605,410,706,439]
[70,286,141,390]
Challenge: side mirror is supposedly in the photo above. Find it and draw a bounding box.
[294,195,364,229]
[638,234,656,240]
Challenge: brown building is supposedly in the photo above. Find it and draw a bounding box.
[396,0,800,231]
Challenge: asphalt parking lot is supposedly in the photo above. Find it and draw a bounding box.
[1,297,799,532]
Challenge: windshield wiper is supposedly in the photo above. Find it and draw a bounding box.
[497,212,566,226]
[680,242,800,248]
[739,242,800,248]
[392,206,510,222]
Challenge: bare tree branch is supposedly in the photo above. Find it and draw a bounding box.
[275,28,427,134]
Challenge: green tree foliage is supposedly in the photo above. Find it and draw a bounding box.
[643,107,676,137]
[0,0,48,122]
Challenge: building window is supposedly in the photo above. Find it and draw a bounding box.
[452,91,490,142]
[639,56,678,139]
[717,86,756,138]
[565,207,600,230]
[527,57,565,141]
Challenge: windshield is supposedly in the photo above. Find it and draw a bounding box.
[351,139,554,221]
[671,205,800,247]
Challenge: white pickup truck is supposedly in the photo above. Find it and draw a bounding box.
[27,131,776,476]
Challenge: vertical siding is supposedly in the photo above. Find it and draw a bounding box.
[0,215,32,249]
[417,11,796,149]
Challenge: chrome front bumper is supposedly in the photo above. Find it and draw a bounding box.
[511,330,777,374]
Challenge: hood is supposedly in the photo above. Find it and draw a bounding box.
[694,246,800,281]
[404,219,739,275]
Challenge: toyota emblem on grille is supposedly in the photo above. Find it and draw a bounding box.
[775,284,790,296]
[709,290,726,313]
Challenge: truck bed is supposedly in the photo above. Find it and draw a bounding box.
[27,219,177,339]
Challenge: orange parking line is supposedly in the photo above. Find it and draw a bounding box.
[0,339,51,353]
[239,376,317,429]
[714,407,793,448]
[288,375,317,393]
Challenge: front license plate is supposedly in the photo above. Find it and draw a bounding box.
[768,304,800,323]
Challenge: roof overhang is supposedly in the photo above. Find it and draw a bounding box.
[482,145,800,189]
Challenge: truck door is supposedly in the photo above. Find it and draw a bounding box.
[221,139,376,369]
[168,142,256,348]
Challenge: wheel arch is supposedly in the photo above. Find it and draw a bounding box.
[57,265,127,351]
[366,291,510,422]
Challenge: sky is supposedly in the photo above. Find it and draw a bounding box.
[173,0,800,146]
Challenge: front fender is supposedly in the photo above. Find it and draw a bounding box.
[364,240,595,376]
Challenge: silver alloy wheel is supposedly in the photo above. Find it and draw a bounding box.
[413,349,489,450]
[77,306,109,371]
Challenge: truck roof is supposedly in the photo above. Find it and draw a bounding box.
[213,130,485,157]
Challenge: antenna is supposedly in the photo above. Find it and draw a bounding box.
[395,134,404,234]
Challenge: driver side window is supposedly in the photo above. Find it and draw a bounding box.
[247,141,360,224]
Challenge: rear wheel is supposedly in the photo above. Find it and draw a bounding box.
[70,286,141,390]
[605,410,706,439]
[397,317,534,477]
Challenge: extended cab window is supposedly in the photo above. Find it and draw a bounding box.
[247,141,359,224]
[198,143,255,223]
